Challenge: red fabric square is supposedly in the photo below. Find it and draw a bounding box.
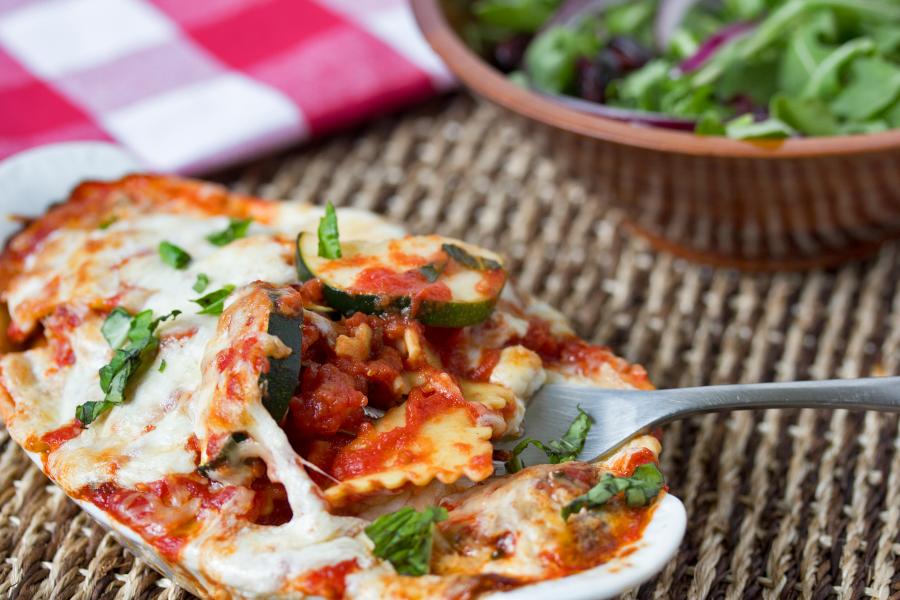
[0,50,109,158]
[179,0,341,70]
[247,22,435,134]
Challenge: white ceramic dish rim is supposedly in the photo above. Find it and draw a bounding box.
[0,142,687,600]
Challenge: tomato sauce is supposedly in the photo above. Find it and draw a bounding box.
[329,385,481,481]
[26,420,83,455]
[79,475,242,561]
[516,318,653,390]
[351,267,452,305]
[298,559,359,599]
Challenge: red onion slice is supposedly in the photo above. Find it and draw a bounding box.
[678,22,755,73]
[538,91,698,130]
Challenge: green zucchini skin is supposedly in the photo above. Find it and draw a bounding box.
[294,233,504,327]
[260,290,303,422]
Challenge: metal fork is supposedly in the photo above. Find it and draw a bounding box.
[511,377,900,464]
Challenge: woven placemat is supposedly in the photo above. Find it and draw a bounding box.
[2,93,898,599]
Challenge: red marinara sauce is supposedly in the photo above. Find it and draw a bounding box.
[25,420,84,456]
[351,267,452,310]
[78,475,242,562]
[298,559,359,599]
[329,385,482,481]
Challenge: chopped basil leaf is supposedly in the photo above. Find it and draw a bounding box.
[561,463,665,520]
[76,401,114,425]
[442,243,502,271]
[98,216,117,230]
[418,262,445,283]
[192,285,235,316]
[505,407,593,473]
[158,241,191,269]
[206,218,252,246]
[79,309,180,425]
[192,273,210,293]
[317,201,342,259]
[158,359,167,373]
[365,506,448,576]
[101,307,132,349]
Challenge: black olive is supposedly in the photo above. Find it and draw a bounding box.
[492,34,532,72]
[607,36,653,72]
[576,50,622,103]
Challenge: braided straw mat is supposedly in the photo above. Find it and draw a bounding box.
[2,94,899,600]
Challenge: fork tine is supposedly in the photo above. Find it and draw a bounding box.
[500,384,661,468]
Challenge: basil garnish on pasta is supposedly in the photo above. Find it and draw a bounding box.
[78,309,180,425]
[365,506,448,576]
[192,273,210,293]
[561,463,665,520]
[206,218,252,246]
[192,285,235,316]
[505,407,594,473]
[158,241,191,269]
[317,201,341,259]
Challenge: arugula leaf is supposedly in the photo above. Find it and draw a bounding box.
[801,37,876,99]
[317,202,342,259]
[79,309,180,425]
[101,307,133,349]
[603,0,656,39]
[442,243,502,271]
[473,0,561,33]
[770,93,839,135]
[524,25,599,93]
[158,241,191,269]
[561,463,665,520]
[830,56,900,120]
[885,97,900,127]
[206,218,252,246]
[696,113,727,135]
[192,285,235,316]
[193,273,210,293]
[777,11,838,97]
[725,114,795,139]
[505,407,594,473]
[365,506,448,576]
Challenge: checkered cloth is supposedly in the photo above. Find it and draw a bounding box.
[0,0,450,173]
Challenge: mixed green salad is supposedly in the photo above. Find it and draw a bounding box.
[453,0,900,138]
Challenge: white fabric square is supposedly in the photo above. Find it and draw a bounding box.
[0,0,175,78]
[315,0,451,87]
[102,73,305,171]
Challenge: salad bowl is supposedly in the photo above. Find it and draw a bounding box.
[411,0,900,269]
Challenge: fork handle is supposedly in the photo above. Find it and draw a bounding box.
[652,377,900,423]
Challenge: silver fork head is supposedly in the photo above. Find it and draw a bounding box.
[501,383,657,467]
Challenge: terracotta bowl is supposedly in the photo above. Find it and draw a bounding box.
[411,0,900,269]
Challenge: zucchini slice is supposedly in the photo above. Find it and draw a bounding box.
[295,233,506,327]
[260,288,304,422]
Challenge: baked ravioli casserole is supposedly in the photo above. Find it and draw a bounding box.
[0,176,666,599]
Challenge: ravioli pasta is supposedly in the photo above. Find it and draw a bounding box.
[0,175,664,599]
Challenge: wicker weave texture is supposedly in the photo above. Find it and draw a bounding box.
[1,94,898,599]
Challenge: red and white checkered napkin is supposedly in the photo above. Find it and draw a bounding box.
[0,0,451,173]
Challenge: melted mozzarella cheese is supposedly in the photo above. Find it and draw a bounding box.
[0,186,660,600]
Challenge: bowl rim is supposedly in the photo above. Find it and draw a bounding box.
[411,0,900,159]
